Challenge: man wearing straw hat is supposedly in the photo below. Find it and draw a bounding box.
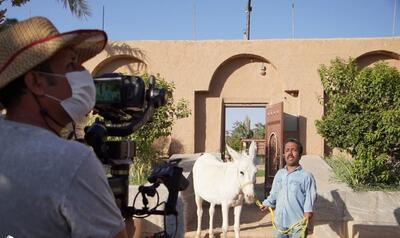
[0,17,133,237]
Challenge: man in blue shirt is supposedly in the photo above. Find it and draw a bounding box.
[260,138,317,238]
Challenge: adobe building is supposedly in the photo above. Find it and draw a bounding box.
[83,37,400,158]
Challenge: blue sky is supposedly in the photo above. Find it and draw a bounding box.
[4,0,399,40]
[225,107,265,131]
[3,0,399,130]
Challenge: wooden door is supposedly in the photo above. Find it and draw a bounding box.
[264,102,284,196]
[220,99,225,159]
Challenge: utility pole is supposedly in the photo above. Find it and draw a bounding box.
[245,0,252,40]
[393,0,398,36]
[292,0,295,38]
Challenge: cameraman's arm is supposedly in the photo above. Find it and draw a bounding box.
[113,218,134,238]
[113,229,128,238]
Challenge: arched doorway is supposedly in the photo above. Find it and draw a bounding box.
[194,54,278,153]
[355,50,400,69]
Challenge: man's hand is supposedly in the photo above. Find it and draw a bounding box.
[255,200,268,212]
[259,204,269,212]
[304,212,313,220]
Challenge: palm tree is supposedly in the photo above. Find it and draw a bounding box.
[253,122,265,139]
[0,0,90,23]
[58,0,91,19]
[242,116,253,139]
[0,17,17,30]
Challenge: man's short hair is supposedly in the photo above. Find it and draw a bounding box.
[284,138,303,155]
[0,76,26,108]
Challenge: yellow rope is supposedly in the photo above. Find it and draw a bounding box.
[255,199,308,238]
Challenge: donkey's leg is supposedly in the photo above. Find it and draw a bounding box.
[195,195,203,238]
[233,204,243,238]
[208,203,215,238]
[221,202,229,238]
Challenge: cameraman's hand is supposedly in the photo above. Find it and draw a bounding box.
[125,217,135,238]
[113,217,135,238]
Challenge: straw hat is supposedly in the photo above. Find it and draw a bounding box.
[0,16,107,90]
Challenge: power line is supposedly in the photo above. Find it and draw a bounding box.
[192,0,197,40]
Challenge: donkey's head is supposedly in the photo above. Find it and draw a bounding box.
[226,141,258,204]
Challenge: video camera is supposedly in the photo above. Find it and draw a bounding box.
[83,73,189,225]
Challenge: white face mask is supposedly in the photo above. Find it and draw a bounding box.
[40,70,96,123]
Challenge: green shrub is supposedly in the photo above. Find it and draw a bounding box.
[317,58,400,188]
[325,155,400,191]
[126,73,191,184]
[256,169,265,177]
[129,143,159,185]
[324,155,358,187]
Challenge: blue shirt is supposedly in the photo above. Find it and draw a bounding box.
[262,166,317,228]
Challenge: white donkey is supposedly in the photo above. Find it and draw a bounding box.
[193,141,258,238]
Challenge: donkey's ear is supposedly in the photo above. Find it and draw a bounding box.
[226,145,242,162]
[248,141,257,159]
